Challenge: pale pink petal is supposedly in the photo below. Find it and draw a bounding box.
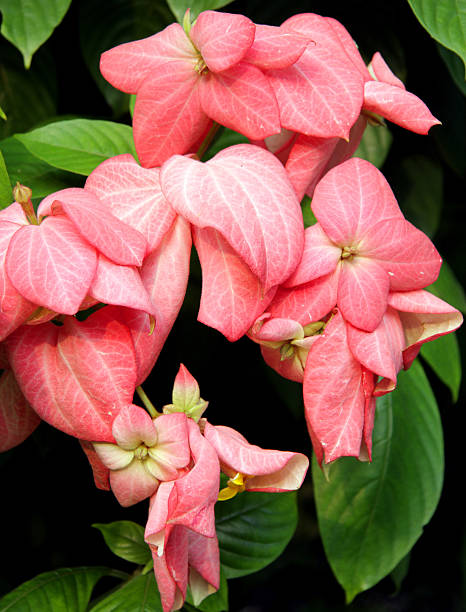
[338,257,389,332]
[267,43,364,139]
[250,316,304,343]
[188,531,220,603]
[44,188,147,266]
[268,270,339,326]
[190,11,255,72]
[110,459,159,507]
[199,63,281,139]
[85,154,176,254]
[6,216,97,315]
[0,202,28,224]
[133,64,210,167]
[6,308,137,441]
[244,24,308,69]
[171,364,201,411]
[145,481,176,551]
[112,404,157,449]
[364,80,440,134]
[283,223,341,287]
[90,254,155,314]
[93,443,134,469]
[303,310,365,464]
[311,157,403,245]
[361,219,442,290]
[369,52,405,89]
[161,144,303,291]
[148,413,191,478]
[100,23,197,93]
[152,526,188,612]
[0,369,40,452]
[204,422,308,491]
[259,335,319,383]
[194,227,275,341]
[389,290,463,368]
[347,306,405,382]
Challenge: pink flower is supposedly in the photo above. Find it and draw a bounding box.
[93,407,191,507]
[0,368,40,452]
[284,157,442,332]
[100,11,308,167]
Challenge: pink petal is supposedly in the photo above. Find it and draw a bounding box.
[93,443,134,470]
[268,270,339,326]
[190,11,255,73]
[389,290,463,368]
[80,440,110,490]
[360,371,377,461]
[0,369,40,452]
[161,144,303,291]
[199,63,281,139]
[364,80,440,135]
[303,310,365,464]
[133,64,210,167]
[152,526,188,612]
[368,52,405,89]
[204,422,308,491]
[6,308,137,441]
[171,364,201,411]
[194,227,276,341]
[112,404,157,449]
[362,218,442,290]
[85,154,176,254]
[250,316,304,343]
[110,459,159,507]
[346,306,405,382]
[44,188,147,266]
[188,531,220,601]
[244,24,308,70]
[267,43,364,139]
[148,413,191,476]
[100,23,197,93]
[338,257,389,332]
[311,157,403,246]
[6,216,97,315]
[90,254,155,314]
[283,223,341,287]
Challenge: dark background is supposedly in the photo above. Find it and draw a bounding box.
[1,0,465,610]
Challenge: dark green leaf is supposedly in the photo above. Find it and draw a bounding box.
[0,566,109,611]
[215,491,298,579]
[354,124,393,168]
[203,128,249,161]
[0,150,12,209]
[0,137,78,199]
[393,154,443,237]
[79,0,172,115]
[300,194,317,228]
[438,44,466,95]
[16,119,137,176]
[427,260,466,313]
[391,553,411,594]
[185,569,228,611]
[89,573,163,612]
[421,332,462,401]
[407,0,466,76]
[313,361,444,602]
[93,521,152,565]
[0,0,72,68]
[167,0,234,24]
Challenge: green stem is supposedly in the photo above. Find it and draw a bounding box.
[136,385,161,418]
[196,121,221,160]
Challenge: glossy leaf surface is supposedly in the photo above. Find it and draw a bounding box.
[89,573,162,612]
[93,521,152,565]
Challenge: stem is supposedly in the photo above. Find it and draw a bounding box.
[196,122,221,160]
[136,385,161,418]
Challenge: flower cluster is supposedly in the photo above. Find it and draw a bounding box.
[0,8,462,610]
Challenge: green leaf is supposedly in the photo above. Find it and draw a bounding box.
[0,566,110,611]
[313,361,444,602]
[93,521,152,565]
[421,332,462,401]
[427,260,466,313]
[407,0,466,76]
[203,128,249,161]
[438,44,466,95]
[167,0,234,25]
[0,137,78,199]
[78,0,172,116]
[354,124,393,168]
[0,104,6,120]
[300,194,317,228]
[185,569,228,611]
[215,491,298,579]
[0,0,72,69]
[391,553,411,594]
[89,573,163,612]
[16,119,137,176]
[0,150,12,209]
[393,154,443,237]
